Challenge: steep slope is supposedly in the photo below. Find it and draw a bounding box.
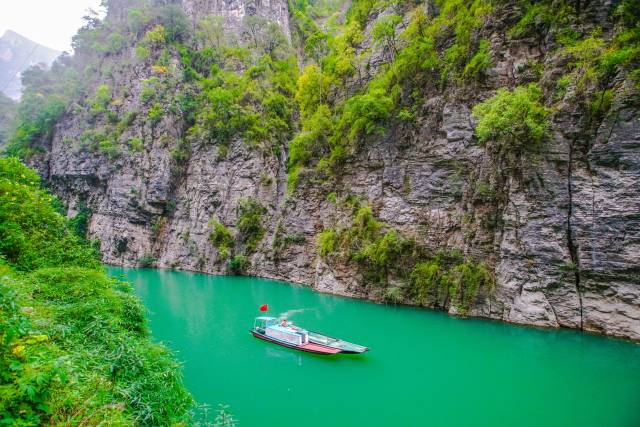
[0,30,60,99]
[9,0,640,340]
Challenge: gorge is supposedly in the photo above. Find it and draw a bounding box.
[7,0,640,341]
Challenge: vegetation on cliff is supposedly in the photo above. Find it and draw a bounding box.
[317,198,494,312]
[0,157,193,425]
[209,199,267,273]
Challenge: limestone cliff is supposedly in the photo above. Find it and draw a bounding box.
[23,0,640,340]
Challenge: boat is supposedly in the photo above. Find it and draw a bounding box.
[307,330,368,354]
[251,317,368,355]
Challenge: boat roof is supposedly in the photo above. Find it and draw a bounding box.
[255,316,276,320]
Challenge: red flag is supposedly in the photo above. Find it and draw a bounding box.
[259,304,268,312]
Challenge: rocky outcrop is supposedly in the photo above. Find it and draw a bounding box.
[40,0,640,340]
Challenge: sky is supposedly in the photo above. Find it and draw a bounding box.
[0,0,105,52]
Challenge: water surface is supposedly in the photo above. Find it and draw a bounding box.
[108,267,640,427]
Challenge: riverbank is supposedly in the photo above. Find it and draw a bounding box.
[0,158,193,425]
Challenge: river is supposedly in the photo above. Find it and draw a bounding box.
[108,267,640,427]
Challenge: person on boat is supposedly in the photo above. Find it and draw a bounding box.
[280,319,287,327]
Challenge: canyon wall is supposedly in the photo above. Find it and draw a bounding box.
[37,0,639,340]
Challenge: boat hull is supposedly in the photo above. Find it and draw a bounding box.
[307,330,369,354]
[251,330,341,355]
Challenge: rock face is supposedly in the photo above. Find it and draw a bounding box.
[182,0,291,41]
[40,0,640,340]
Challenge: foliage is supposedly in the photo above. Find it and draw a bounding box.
[156,4,190,42]
[0,158,193,425]
[372,14,402,55]
[383,286,404,304]
[0,158,99,271]
[559,24,640,114]
[410,259,442,305]
[209,220,233,260]
[445,262,495,313]
[288,0,496,188]
[68,204,92,238]
[318,201,494,309]
[4,54,85,159]
[227,255,249,275]
[317,229,338,257]
[410,256,493,312]
[192,54,297,150]
[472,83,549,163]
[127,136,144,152]
[6,93,65,158]
[462,39,491,80]
[144,24,166,46]
[138,252,157,268]
[335,88,394,144]
[90,84,112,114]
[148,102,163,124]
[235,199,267,253]
[508,1,567,41]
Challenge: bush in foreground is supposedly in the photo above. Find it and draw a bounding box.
[0,157,194,425]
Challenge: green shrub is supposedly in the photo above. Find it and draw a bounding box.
[136,43,150,60]
[227,255,249,274]
[6,93,66,158]
[445,262,494,313]
[98,138,120,159]
[0,158,99,271]
[148,102,163,123]
[383,286,404,304]
[106,32,125,53]
[138,252,157,267]
[0,159,193,425]
[235,199,266,253]
[462,39,491,80]
[335,88,394,145]
[472,83,549,159]
[508,2,559,40]
[128,8,148,35]
[354,230,404,283]
[127,136,144,152]
[209,220,233,259]
[156,4,190,42]
[90,84,111,114]
[140,77,160,103]
[145,25,166,46]
[589,88,614,122]
[372,14,402,54]
[317,229,338,257]
[68,204,92,238]
[410,259,442,305]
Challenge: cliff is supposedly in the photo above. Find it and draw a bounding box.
[12,0,640,340]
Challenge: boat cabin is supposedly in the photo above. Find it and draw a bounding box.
[253,316,309,346]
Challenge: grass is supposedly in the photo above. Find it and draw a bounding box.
[0,157,194,425]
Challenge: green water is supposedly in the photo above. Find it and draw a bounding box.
[108,267,640,427]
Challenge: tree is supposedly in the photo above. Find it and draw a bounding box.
[472,83,549,164]
[372,14,402,58]
[304,31,330,64]
[243,15,265,49]
[198,15,226,49]
[264,22,288,59]
[156,4,190,42]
